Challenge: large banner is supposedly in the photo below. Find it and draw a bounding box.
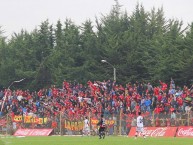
[128,127,177,137]
[64,118,115,131]
[13,115,47,124]
[14,129,53,136]
[64,120,84,131]
[176,126,193,137]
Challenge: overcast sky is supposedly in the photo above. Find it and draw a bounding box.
[1,0,193,37]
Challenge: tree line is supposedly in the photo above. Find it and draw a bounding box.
[0,1,193,90]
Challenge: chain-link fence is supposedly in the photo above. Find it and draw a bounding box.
[1,110,193,136]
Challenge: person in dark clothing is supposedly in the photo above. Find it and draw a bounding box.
[97,114,106,139]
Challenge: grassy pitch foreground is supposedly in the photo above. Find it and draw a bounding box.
[0,136,193,145]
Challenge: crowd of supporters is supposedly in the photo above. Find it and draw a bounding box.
[0,79,193,123]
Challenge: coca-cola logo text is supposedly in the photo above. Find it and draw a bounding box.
[139,128,167,137]
[177,128,193,137]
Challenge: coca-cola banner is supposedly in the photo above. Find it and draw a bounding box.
[176,127,193,137]
[128,127,177,137]
[14,129,53,136]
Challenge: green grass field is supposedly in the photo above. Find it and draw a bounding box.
[0,136,193,145]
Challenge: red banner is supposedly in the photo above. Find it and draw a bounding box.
[176,126,193,137]
[128,127,177,137]
[14,129,53,136]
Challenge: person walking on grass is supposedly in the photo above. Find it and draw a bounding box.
[82,116,90,136]
[135,112,146,139]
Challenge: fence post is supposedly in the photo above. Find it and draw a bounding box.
[152,111,155,127]
[6,114,8,136]
[119,109,122,136]
[113,114,117,135]
[60,111,62,136]
[188,111,190,126]
[64,120,66,135]
[88,112,91,134]
[22,113,24,128]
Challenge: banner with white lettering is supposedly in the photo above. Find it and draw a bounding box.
[176,127,193,137]
[128,127,177,137]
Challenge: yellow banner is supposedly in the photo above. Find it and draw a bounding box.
[91,119,99,124]
[13,115,47,124]
[63,119,115,131]
[13,115,22,122]
[77,121,83,130]
[64,120,83,131]
[91,118,115,126]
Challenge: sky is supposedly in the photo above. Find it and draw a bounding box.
[1,0,193,37]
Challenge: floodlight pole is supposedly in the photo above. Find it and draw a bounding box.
[101,60,116,81]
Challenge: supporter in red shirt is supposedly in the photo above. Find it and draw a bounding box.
[159,80,168,92]
[154,87,159,96]
[157,93,163,102]
[154,105,161,115]
[119,94,124,101]
[169,106,175,113]
[37,89,43,97]
[135,103,140,115]
[176,97,183,106]
[155,117,160,127]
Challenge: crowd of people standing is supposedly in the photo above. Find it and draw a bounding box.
[0,79,193,123]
